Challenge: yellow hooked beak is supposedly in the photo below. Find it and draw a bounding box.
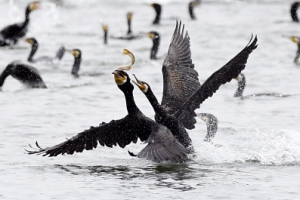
[290,36,299,43]
[25,38,33,44]
[67,49,80,57]
[132,74,147,91]
[148,33,155,39]
[29,1,41,11]
[113,70,127,85]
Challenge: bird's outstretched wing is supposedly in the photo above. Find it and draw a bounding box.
[26,115,152,157]
[174,35,258,118]
[161,21,200,129]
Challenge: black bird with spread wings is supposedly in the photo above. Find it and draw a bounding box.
[133,21,257,147]
[26,50,188,163]
[0,2,40,47]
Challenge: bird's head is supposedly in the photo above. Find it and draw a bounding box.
[132,74,149,93]
[67,49,82,58]
[127,12,133,20]
[148,31,159,40]
[28,1,41,12]
[289,36,300,44]
[25,37,37,45]
[102,24,108,32]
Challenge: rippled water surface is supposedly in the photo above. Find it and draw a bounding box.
[0,0,300,199]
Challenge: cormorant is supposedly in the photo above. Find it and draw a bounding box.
[0,61,46,90]
[188,0,200,20]
[287,36,300,64]
[102,24,108,45]
[147,31,160,60]
[133,22,257,150]
[197,113,218,142]
[0,1,40,47]
[26,50,188,163]
[25,37,65,63]
[234,73,291,99]
[290,2,300,22]
[66,49,104,78]
[151,3,162,25]
[111,12,141,40]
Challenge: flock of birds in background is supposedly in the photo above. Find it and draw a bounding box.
[0,1,299,163]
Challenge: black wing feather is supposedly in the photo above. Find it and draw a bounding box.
[161,21,200,129]
[174,35,258,119]
[26,116,152,157]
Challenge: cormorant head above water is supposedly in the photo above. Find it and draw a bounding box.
[25,37,65,63]
[127,12,133,35]
[189,0,200,20]
[290,2,300,22]
[151,3,162,25]
[286,36,300,64]
[147,31,160,60]
[102,24,108,44]
[0,1,41,47]
[0,61,46,90]
[67,49,82,78]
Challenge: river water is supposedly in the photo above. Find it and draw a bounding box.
[0,0,300,199]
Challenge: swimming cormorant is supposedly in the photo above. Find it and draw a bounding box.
[111,12,141,40]
[198,113,218,142]
[287,36,300,64]
[147,31,160,60]
[188,1,200,20]
[0,61,46,90]
[234,73,291,99]
[26,50,188,163]
[290,2,300,22]
[151,3,162,25]
[0,1,40,47]
[66,49,104,78]
[25,37,65,63]
[102,24,108,45]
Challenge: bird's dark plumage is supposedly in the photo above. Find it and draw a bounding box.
[173,35,258,119]
[161,21,200,130]
[0,61,46,89]
[26,37,65,63]
[188,1,200,20]
[290,2,300,22]
[151,3,162,25]
[147,31,160,60]
[27,69,188,163]
[0,1,40,47]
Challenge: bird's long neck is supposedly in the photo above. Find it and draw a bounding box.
[72,56,81,78]
[22,7,31,28]
[0,66,12,87]
[234,75,246,97]
[150,36,160,59]
[189,3,196,20]
[153,7,161,25]
[28,43,38,62]
[104,30,108,44]
[145,88,167,118]
[127,18,132,35]
[122,85,140,115]
[291,3,299,22]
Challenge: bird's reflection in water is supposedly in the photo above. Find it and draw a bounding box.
[51,163,212,191]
